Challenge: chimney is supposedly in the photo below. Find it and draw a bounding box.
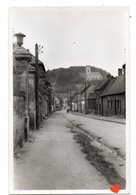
[122,64,126,75]
[118,68,122,76]
[107,74,111,78]
[14,32,26,47]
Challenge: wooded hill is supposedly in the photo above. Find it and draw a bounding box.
[46,66,110,97]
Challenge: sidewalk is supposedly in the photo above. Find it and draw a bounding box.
[71,111,126,124]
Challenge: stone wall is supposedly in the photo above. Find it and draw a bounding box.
[13,96,25,150]
[13,59,27,150]
[13,44,31,152]
[102,94,125,116]
[39,96,47,121]
[28,71,36,130]
[87,99,96,114]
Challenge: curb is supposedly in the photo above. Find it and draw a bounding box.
[71,111,126,125]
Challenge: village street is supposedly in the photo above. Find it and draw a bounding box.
[14,111,125,190]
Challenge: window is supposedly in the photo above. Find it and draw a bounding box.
[108,100,110,109]
[119,100,121,112]
[116,100,121,112]
[111,100,113,109]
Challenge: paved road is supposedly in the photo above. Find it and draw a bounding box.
[14,112,109,190]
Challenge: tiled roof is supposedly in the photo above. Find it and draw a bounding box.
[28,64,35,71]
[95,77,112,91]
[101,75,125,96]
[80,84,92,94]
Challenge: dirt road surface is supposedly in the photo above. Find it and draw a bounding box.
[14,112,109,190]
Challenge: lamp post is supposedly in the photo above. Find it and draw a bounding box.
[35,43,43,129]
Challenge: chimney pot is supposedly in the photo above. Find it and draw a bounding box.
[107,74,111,78]
[118,68,122,76]
[14,32,26,47]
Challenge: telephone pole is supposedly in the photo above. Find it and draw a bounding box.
[70,89,72,111]
[35,43,40,129]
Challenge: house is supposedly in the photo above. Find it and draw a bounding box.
[13,32,53,151]
[95,75,114,115]
[73,83,97,114]
[71,92,78,111]
[53,96,63,111]
[87,85,97,114]
[30,54,53,119]
[101,67,125,117]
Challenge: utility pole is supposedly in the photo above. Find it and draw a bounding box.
[35,43,40,129]
[67,89,69,107]
[70,89,72,111]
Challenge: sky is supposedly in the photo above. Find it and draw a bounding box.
[9,7,129,76]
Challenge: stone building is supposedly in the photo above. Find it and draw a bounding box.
[87,85,97,114]
[71,83,97,114]
[95,75,114,115]
[13,33,31,150]
[30,55,52,120]
[101,67,125,117]
[71,65,126,118]
[13,32,53,152]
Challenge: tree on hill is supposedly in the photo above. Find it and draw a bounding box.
[46,66,110,97]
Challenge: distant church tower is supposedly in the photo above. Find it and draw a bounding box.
[86,65,91,81]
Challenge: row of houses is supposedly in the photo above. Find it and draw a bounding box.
[71,65,126,117]
[13,33,59,152]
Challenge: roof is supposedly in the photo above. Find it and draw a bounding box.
[71,91,78,99]
[30,54,43,65]
[101,75,125,97]
[28,64,35,71]
[80,84,92,94]
[95,77,112,91]
[87,85,97,99]
[13,44,30,55]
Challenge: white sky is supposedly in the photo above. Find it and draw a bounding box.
[9,7,129,76]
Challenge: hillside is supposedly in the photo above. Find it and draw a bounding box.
[46,66,110,97]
